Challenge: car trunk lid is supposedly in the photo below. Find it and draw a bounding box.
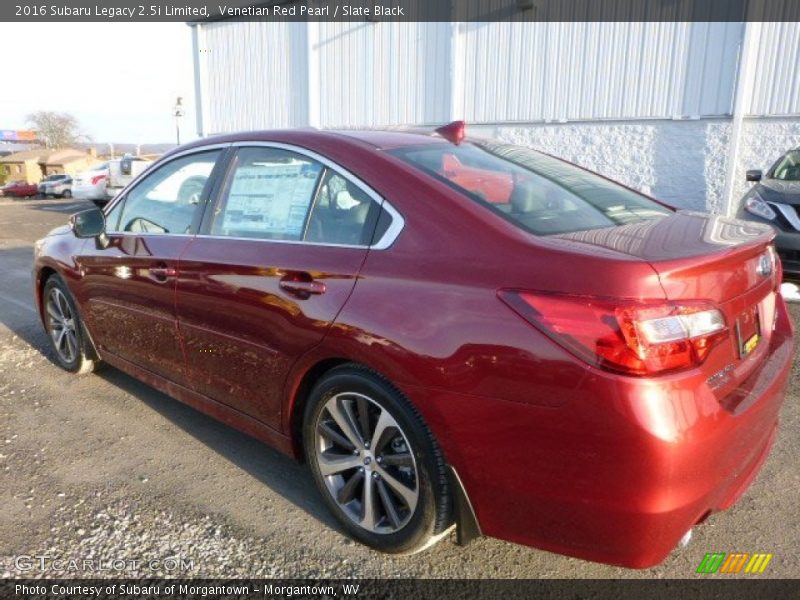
[553,211,780,392]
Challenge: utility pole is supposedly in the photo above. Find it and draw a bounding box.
[173,96,185,146]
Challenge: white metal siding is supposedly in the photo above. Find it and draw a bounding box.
[747,22,800,116]
[203,21,309,132]
[196,21,795,134]
[459,21,741,123]
[314,22,452,127]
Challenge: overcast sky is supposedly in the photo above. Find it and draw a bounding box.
[0,23,197,144]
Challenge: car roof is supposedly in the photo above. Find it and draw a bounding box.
[177,128,450,154]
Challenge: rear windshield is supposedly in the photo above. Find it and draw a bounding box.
[391,141,672,235]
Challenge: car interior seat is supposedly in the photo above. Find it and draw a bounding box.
[511,181,549,214]
[325,189,370,244]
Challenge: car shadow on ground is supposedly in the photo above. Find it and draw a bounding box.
[4,197,94,215]
[93,366,339,531]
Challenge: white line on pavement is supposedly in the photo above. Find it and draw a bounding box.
[0,290,36,314]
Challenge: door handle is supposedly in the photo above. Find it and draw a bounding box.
[149,264,177,282]
[279,274,326,297]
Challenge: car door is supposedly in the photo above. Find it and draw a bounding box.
[77,148,225,384]
[176,144,395,429]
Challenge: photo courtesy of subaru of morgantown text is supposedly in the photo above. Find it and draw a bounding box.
[2,0,800,591]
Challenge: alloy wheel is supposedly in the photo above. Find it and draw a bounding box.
[314,392,419,534]
[46,287,78,364]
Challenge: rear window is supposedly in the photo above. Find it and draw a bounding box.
[392,142,671,235]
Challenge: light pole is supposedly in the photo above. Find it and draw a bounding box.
[173,96,185,146]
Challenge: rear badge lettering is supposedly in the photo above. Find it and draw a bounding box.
[707,364,735,389]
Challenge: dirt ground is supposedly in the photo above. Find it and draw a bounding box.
[0,196,798,579]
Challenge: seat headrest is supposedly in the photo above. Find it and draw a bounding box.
[333,189,360,210]
[510,181,547,213]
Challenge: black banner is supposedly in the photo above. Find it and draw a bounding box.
[3,0,800,23]
[2,579,799,600]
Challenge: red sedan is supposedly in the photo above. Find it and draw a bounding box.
[32,124,794,568]
[3,180,39,198]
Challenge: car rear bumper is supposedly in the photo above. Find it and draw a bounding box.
[72,184,105,200]
[408,295,795,568]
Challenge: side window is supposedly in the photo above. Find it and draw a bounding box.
[211,146,392,247]
[113,150,220,234]
[305,170,382,246]
[104,196,124,232]
[211,147,324,241]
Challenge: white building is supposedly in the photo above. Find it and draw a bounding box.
[190,19,800,214]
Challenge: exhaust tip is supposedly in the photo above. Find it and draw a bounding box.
[679,529,693,548]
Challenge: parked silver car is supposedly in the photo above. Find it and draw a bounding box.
[38,174,73,198]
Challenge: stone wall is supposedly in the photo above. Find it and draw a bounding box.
[471,117,800,213]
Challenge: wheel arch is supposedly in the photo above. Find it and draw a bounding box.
[287,356,351,460]
[37,266,101,363]
[288,356,480,545]
[35,265,59,324]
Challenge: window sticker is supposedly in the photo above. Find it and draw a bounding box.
[222,161,321,237]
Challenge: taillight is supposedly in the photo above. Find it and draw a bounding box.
[498,291,728,376]
[90,174,107,185]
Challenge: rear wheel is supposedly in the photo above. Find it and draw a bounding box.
[303,365,452,554]
[42,276,100,374]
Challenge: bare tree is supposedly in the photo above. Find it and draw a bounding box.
[26,111,85,148]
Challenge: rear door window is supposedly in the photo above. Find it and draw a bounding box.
[211,146,389,246]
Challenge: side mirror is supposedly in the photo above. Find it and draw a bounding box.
[746,169,762,182]
[70,208,106,238]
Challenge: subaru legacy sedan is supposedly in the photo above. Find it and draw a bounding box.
[33,124,794,568]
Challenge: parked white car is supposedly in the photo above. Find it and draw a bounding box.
[105,157,152,205]
[73,157,153,206]
[72,163,109,202]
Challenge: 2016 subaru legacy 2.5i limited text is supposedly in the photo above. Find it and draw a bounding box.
[33,122,794,568]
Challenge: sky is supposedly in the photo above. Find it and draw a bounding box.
[0,23,197,144]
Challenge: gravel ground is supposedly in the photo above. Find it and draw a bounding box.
[0,196,798,579]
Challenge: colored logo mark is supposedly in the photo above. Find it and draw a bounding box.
[696,552,773,574]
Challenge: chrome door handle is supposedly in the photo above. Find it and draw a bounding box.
[149,265,177,282]
[279,278,326,297]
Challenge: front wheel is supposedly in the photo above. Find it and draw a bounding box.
[42,276,100,374]
[303,365,453,554]
[62,190,72,199]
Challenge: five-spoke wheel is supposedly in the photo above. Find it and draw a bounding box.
[304,365,452,553]
[315,392,419,534]
[42,276,99,374]
[46,287,79,364]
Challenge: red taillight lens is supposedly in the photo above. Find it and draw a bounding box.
[498,291,728,376]
[90,174,107,185]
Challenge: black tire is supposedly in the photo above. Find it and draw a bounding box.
[62,190,72,199]
[303,364,453,554]
[42,275,100,375]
